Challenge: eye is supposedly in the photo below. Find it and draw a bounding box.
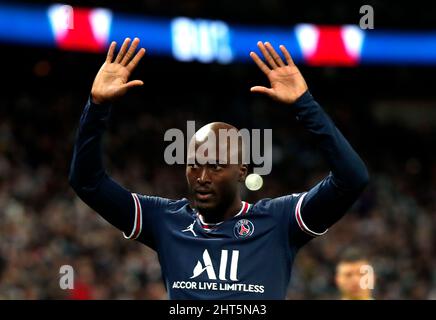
[210,164,222,171]
[188,163,199,169]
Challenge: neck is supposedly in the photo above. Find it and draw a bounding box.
[342,291,373,300]
[199,196,243,224]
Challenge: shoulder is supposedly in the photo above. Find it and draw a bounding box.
[135,194,190,212]
[251,193,304,216]
[124,195,191,242]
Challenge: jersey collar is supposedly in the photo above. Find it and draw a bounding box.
[197,201,251,230]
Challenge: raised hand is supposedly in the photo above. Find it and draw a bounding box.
[250,42,308,104]
[91,37,146,105]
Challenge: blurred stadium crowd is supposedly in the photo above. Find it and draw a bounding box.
[0,45,434,299]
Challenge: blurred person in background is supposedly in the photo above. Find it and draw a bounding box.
[335,248,375,300]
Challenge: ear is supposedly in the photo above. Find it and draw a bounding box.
[238,164,248,182]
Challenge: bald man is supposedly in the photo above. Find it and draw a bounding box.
[69,38,369,299]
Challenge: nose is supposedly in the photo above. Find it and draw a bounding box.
[197,167,211,184]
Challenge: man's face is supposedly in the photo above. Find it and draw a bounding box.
[185,124,247,216]
[186,163,242,214]
[335,260,372,299]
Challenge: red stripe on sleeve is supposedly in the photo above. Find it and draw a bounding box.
[132,194,141,239]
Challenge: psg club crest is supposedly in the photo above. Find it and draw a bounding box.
[234,219,254,238]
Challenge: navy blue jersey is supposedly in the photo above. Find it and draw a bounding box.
[123,193,322,299]
[69,91,369,299]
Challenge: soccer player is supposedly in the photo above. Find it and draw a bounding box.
[335,248,375,300]
[69,37,369,299]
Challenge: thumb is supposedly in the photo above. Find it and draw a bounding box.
[122,80,144,90]
[250,86,274,97]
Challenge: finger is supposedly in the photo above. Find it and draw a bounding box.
[257,41,278,69]
[279,45,295,66]
[249,51,270,75]
[114,38,131,63]
[121,37,140,66]
[122,80,144,90]
[250,86,274,97]
[106,41,116,63]
[127,48,146,72]
[265,42,285,67]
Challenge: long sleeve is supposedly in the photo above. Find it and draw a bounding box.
[290,90,369,243]
[68,97,135,234]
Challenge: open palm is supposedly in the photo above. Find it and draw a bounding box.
[91,38,146,104]
[250,42,308,104]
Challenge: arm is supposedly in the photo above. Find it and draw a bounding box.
[250,42,369,239]
[291,91,369,234]
[69,38,146,237]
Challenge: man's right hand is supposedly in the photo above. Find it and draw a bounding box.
[91,37,146,105]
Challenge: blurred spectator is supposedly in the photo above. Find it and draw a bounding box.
[334,247,374,300]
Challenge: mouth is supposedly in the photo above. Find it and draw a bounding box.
[194,189,214,201]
